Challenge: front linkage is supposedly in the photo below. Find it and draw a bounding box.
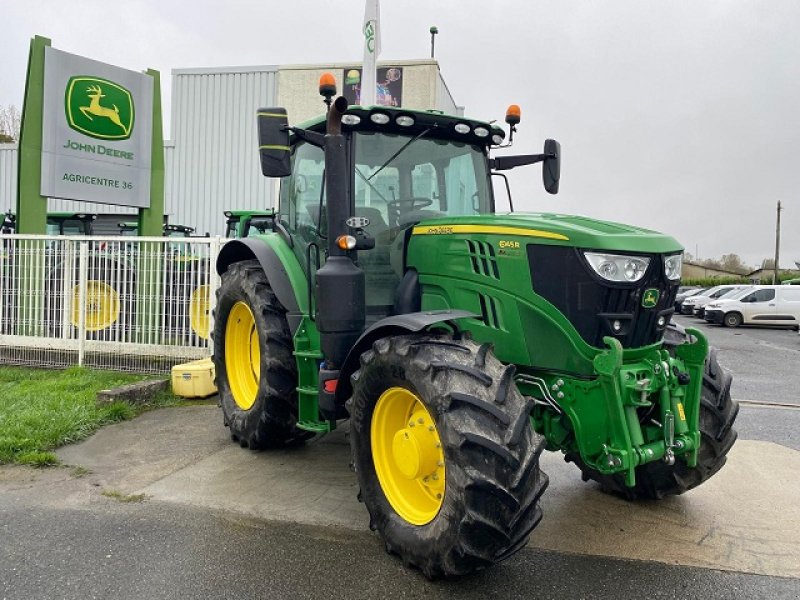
[526,328,708,487]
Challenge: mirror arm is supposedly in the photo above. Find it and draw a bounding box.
[288,126,325,149]
[489,153,551,171]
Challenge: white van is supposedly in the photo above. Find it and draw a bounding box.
[704,285,800,328]
[681,285,751,317]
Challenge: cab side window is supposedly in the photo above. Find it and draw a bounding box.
[742,289,775,303]
[278,142,326,238]
[278,142,326,273]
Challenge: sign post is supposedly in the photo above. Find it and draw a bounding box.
[138,69,165,237]
[16,35,50,234]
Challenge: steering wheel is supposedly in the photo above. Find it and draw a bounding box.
[387,197,433,226]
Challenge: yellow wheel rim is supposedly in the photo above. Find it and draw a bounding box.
[371,387,445,525]
[189,285,210,339]
[72,281,120,331]
[225,301,260,410]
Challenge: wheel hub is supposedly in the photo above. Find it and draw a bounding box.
[371,387,445,525]
[71,281,120,331]
[189,284,211,339]
[391,409,441,480]
[225,301,260,410]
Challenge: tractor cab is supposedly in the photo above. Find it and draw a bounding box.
[117,221,138,236]
[1,211,15,234]
[117,220,196,237]
[46,213,96,236]
[264,104,558,322]
[224,209,276,238]
[164,223,196,237]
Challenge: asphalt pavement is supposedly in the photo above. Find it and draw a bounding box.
[672,315,800,406]
[1,318,799,599]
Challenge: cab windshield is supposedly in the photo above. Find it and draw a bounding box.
[353,132,491,228]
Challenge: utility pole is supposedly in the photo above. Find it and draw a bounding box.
[430,26,438,58]
[773,200,782,284]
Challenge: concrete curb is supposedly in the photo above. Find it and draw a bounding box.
[96,379,169,406]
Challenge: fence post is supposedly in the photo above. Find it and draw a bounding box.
[207,236,222,356]
[61,239,73,340]
[77,241,88,366]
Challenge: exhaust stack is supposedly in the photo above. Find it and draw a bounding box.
[315,96,365,372]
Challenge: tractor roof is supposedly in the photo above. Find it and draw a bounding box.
[47,212,96,221]
[224,209,276,219]
[295,105,506,147]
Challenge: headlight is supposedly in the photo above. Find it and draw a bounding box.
[584,252,651,283]
[664,254,682,280]
[706,303,720,309]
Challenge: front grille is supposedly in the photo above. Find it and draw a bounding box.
[527,245,678,349]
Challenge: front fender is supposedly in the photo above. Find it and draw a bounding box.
[334,310,477,405]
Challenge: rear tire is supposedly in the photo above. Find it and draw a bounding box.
[212,260,307,449]
[723,312,743,328]
[567,326,738,499]
[348,334,548,578]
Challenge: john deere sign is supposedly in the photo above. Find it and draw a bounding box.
[40,47,153,207]
[65,77,134,140]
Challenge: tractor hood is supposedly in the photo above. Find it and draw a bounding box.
[412,212,683,255]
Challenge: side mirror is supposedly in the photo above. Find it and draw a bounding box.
[257,107,291,177]
[543,139,560,194]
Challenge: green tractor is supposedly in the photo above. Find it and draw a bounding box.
[211,86,737,578]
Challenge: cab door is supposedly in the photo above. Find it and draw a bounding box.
[739,288,777,324]
[276,141,327,276]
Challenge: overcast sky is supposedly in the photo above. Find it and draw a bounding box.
[2,0,798,269]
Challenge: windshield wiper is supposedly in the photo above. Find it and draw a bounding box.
[367,128,431,181]
[355,167,390,203]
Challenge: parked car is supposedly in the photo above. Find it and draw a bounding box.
[705,285,800,328]
[694,285,752,318]
[674,287,707,312]
[681,285,750,317]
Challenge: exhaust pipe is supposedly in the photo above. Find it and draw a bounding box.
[316,96,365,376]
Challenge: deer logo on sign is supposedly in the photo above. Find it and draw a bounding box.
[80,85,129,135]
[65,76,135,141]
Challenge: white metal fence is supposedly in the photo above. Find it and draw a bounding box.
[0,234,223,374]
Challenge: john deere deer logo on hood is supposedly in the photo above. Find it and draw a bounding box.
[642,288,660,309]
[65,76,134,141]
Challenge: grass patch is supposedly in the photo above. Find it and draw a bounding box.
[70,465,91,478]
[0,365,181,466]
[101,489,147,503]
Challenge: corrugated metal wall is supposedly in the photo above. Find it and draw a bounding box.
[167,66,278,236]
[0,144,18,215]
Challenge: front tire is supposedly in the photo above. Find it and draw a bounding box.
[723,312,743,328]
[349,334,548,578]
[212,260,306,449]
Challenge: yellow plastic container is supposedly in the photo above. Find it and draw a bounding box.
[171,357,217,398]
